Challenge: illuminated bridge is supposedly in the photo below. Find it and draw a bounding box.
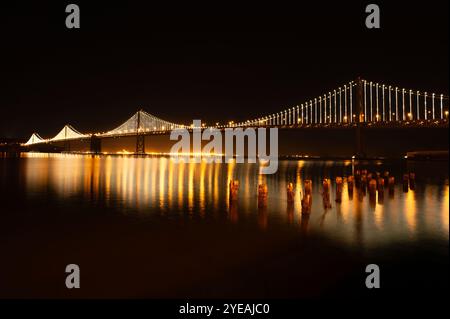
[23,77,449,157]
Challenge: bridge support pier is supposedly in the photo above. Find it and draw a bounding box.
[136,134,145,154]
[63,140,71,152]
[355,125,365,158]
[90,135,102,154]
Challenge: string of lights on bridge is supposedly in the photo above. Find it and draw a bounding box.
[24,78,449,146]
[218,79,449,128]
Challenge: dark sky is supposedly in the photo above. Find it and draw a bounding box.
[0,1,448,138]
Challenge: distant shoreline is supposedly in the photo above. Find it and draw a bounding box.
[3,150,448,162]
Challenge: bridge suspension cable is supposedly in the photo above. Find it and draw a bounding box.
[104,110,185,136]
[24,133,44,145]
[50,125,86,141]
[223,78,449,128]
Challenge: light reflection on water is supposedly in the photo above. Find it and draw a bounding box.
[15,153,450,249]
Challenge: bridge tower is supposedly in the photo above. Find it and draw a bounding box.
[355,77,366,158]
[136,109,145,154]
[63,125,71,152]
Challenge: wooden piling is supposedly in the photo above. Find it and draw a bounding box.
[377,177,384,192]
[322,179,332,209]
[360,174,367,194]
[335,177,343,203]
[377,178,385,203]
[258,183,268,207]
[287,182,295,203]
[348,175,354,190]
[301,180,313,213]
[369,178,377,192]
[369,179,377,202]
[388,176,395,196]
[403,174,409,192]
[304,179,312,195]
[229,180,239,202]
[355,170,361,187]
[383,171,390,186]
[322,178,331,193]
[301,194,312,214]
[409,172,416,190]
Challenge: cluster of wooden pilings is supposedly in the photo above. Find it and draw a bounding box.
[229,169,416,215]
[403,172,416,191]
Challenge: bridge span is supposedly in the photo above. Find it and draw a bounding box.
[23,77,449,158]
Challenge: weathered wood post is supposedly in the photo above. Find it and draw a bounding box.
[335,177,343,203]
[377,177,385,192]
[347,175,354,198]
[258,183,268,207]
[388,176,395,196]
[367,178,376,208]
[301,180,313,214]
[304,180,312,195]
[360,173,367,195]
[322,178,332,208]
[369,178,377,201]
[409,172,416,190]
[287,182,295,203]
[403,174,409,192]
[377,177,385,203]
[229,180,239,202]
[355,170,361,187]
[383,171,390,186]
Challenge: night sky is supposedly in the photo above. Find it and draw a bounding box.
[1,1,448,139]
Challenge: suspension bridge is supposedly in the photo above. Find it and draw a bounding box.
[23,77,449,157]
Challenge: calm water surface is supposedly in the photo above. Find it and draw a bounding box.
[6,153,448,245]
[0,153,448,298]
